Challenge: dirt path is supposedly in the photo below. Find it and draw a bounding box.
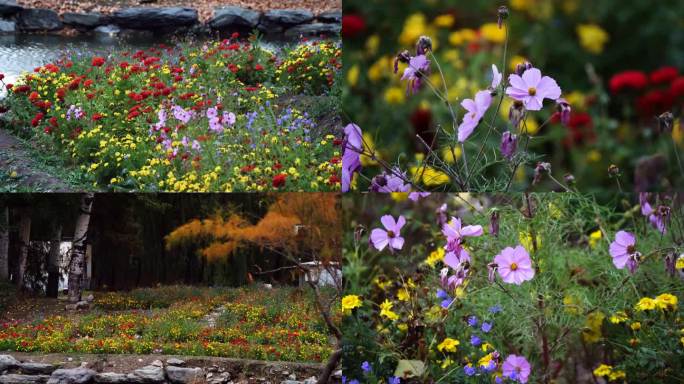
[0,128,74,192]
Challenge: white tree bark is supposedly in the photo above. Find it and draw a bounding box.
[47,224,62,298]
[0,206,9,281]
[16,208,31,289]
[68,193,94,303]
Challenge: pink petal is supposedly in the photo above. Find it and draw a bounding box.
[444,251,460,269]
[508,74,527,90]
[458,119,477,142]
[389,236,404,250]
[537,76,561,100]
[524,96,543,111]
[614,231,635,247]
[612,252,628,269]
[521,68,541,87]
[461,98,476,114]
[460,225,483,237]
[370,229,389,251]
[395,215,406,232]
[474,90,492,111]
[380,215,396,231]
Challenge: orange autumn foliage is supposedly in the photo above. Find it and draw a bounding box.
[164,193,340,263]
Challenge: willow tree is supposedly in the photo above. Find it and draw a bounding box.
[68,193,94,303]
[165,193,342,383]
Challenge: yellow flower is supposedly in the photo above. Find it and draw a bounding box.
[519,231,541,252]
[510,0,533,11]
[441,358,454,369]
[609,311,628,324]
[360,133,379,166]
[384,87,405,104]
[480,23,505,43]
[521,117,540,135]
[635,297,656,311]
[441,146,462,164]
[425,248,445,267]
[593,364,612,377]
[563,295,581,315]
[390,192,408,202]
[582,311,605,343]
[365,34,380,56]
[508,55,528,72]
[342,295,362,312]
[437,337,459,353]
[347,65,360,88]
[397,288,410,302]
[433,14,455,28]
[380,299,399,321]
[448,29,477,46]
[675,255,684,269]
[654,293,678,311]
[609,370,626,381]
[397,323,408,332]
[589,230,602,249]
[576,24,609,54]
[420,167,450,186]
[399,13,428,47]
[630,322,641,331]
[368,56,391,83]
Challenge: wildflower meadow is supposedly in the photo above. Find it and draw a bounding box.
[0,35,342,192]
[342,192,683,383]
[341,0,684,192]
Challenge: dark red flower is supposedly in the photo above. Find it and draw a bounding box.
[563,112,594,148]
[649,66,678,84]
[31,112,44,127]
[272,173,287,188]
[28,91,39,101]
[671,76,684,98]
[342,14,366,38]
[92,113,104,121]
[91,57,105,67]
[636,89,674,117]
[609,71,648,94]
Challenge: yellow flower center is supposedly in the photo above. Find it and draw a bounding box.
[527,87,536,96]
[510,262,518,271]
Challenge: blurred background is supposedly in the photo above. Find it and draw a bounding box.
[342,0,684,193]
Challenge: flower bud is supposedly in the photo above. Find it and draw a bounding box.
[608,164,620,176]
[556,98,571,126]
[564,173,576,185]
[515,61,533,76]
[489,211,500,237]
[393,50,411,74]
[665,252,676,277]
[416,36,433,55]
[533,162,551,185]
[508,100,526,129]
[656,111,674,134]
[500,131,518,160]
[497,6,509,29]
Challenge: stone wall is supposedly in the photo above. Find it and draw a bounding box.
[0,354,342,384]
[0,0,340,38]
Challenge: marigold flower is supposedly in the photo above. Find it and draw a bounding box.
[437,337,459,353]
[341,295,362,312]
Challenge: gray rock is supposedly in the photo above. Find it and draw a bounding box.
[206,372,230,384]
[0,0,21,16]
[303,377,317,384]
[208,6,261,30]
[0,355,20,371]
[94,24,120,35]
[17,362,58,375]
[0,19,14,33]
[110,7,198,30]
[165,358,185,367]
[85,294,94,302]
[128,363,165,383]
[280,381,301,384]
[16,8,63,31]
[62,13,106,30]
[0,374,49,384]
[75,301,89,310]
[284,23,340,38]
[165,366,203,384]
[259,9,313,33]
[317,10,341,23]
[93,372,129,384]
[47,367,96,384]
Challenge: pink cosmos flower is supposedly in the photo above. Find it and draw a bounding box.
[370,215,406,252]
[442,217,484,251]
[502,354,531,383]
[458,90,492,142]
[342,123,363,193]
[408,192,431,201]
[401,54,430,95]
[491,64,502,88]
[494,245,535,285]
[609,230,638,270]
[506,67,561,111]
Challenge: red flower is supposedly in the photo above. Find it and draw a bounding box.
[636,89,673,117]
[5,84,13,90]
[609,70,648,93]
[92,113,104,121]
[342,14,366,38]
[31,112,44,127]
[255,64,264,71]
[28,91,40,101]
[649,66,678,84]
[671,76,684,98]
[91,57,105,67]
[0,74,3,81]
[272,173,287,188]
[12,85,29,93]
[328,174,340,185]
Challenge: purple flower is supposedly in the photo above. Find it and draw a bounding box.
[556,98,571,126]
[481,321,492,333]
[500,131,518,160]
[223,111,236,126]
[206,107,218,120]
[370,215,406,252]
[349,380,360,384]
[442,217,484,252]
[470,335,481,346]
[493,246,535,285]
[506,68,561,111]
[502,355,531,383]
[172,105,193,124]
[436,288,453,308]
[361,361,371,373]
[609,231,639,270]
[370,169,411,193]
[401,54,430,94]
[489,305,502,314]
[458,90,492,142]
[491,64,502,89]
[342,124,363,193]
[388,377,401,384]
[436,289,449,300]
[467,315,478,327]
[464,365,476,376]
[408,192,431,201]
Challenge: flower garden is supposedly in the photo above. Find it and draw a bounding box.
[341,192,683,383]
[341,0,684,192]
[0,285,337,363]
[0,35,342,192]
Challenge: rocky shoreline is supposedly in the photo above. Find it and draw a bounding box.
[0,0,340,38]
[0,354,342,384]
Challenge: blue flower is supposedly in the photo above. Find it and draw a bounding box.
[489,304,502,314]
[341,377,346,384]
[440,299,452,309]
[470,335,481,346]
[464,365,476,376]
[349,380,360,384]
[388,377,401,384]
[361,361,372,373]
[467,315,478,327]
[481,321,492,333]
[436,289,449,299]
[495,377,503,384]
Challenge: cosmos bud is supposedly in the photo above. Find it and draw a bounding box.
[416,36,433,55]
[508,100,525,129]
[656,111,674,135]
[500,131,518,161]
[556,98,571,127]
[497,6,509,29]
[515,61,533,76]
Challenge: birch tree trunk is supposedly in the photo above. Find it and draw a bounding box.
[68,193,94,303]
[16,208,31,289]
[47,223,62,298]
[0,205,9,281]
